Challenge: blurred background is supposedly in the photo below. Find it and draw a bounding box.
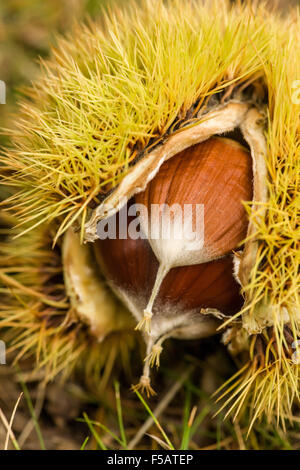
[0,0,124,145]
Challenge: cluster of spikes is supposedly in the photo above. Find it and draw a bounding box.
[0,214,138,389]
[0,0,299,430]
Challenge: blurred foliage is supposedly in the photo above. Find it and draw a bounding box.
[0,0,119,145]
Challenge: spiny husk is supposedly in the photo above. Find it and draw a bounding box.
[0,220,137,386]
[217,328,300,430]
[0,0,299,425]
[0,0,289,236]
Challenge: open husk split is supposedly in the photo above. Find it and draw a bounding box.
[85,100,269,394]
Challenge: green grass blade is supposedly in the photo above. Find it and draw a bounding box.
[114,381,127,448]
[180,387,192,450]
[134,390,174,450]
[16,368,46,450]
[82,412,107,450]
[78,417,124,447]
[80,436,90,450]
